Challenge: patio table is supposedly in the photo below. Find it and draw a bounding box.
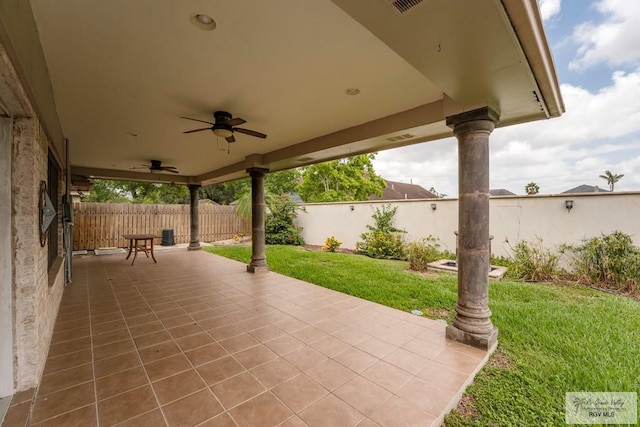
[122,234,160,265]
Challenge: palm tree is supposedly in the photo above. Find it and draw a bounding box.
[599,170,624,191]
[525,182,539,195]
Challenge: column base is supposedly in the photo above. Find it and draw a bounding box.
[246,264,270,273]
[187,243,202,251]
[446,324,498,351]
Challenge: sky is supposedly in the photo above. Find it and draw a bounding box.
[372,0,640,197]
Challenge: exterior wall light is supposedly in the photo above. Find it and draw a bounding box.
[565,200,574,212]
[349,205,354,211]
[431,203,437,212]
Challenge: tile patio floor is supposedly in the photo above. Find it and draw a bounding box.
[3,250,491,427]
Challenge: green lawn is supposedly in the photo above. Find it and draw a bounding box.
[204,245,640,426]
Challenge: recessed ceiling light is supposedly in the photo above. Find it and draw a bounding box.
[345,88,360,96]
[191,13,217,31]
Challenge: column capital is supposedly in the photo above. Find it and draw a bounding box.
[187,183,202,189]
[246,167,269,176]
[446,106,500,131]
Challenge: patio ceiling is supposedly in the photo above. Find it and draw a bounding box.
[12,0,562,185]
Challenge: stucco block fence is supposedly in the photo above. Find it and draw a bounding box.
[295,192,640,259]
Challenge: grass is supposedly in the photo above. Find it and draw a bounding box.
[204,245,640,426]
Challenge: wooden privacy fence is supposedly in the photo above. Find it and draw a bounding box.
[73,203,250,250]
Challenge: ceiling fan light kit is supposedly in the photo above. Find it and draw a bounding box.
[182,111,267,144]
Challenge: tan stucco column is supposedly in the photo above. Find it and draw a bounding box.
[188,184,201,251]
[445,106,499,350]
[247,168,269,273]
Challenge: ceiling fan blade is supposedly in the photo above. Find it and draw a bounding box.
[184,127,212,134]
[226,135,236,143]
[180,116,214,125]
[234,127,267,139]
[227,117,246,126]
[162,168,180,173]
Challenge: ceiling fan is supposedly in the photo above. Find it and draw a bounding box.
[131,160,179,174]
[181,111,267,143]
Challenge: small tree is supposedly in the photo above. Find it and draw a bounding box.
[356,205,405,259]
[599,170,624,191]
[264,195,304,245]
[525,182,539,195]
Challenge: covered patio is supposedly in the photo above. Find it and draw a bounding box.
[4,250,488,426]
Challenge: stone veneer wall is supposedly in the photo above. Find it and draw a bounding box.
[11,115,66,391]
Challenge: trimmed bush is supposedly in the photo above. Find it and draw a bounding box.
[322,236,341,252]
[356,204,405,259]
[508,238,559,281]
[265,196,304,245]
[404,237,444,271]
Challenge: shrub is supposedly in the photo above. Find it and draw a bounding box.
[265,196,305,245]
[508,238,559,281]
[356,205,405,259]
[566,231,639,293]
[322,236,341,252]
[404,236,444,271]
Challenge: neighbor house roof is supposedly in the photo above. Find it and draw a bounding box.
[562,185,609,194]
[370,180,436,201]
[489,189,516,196]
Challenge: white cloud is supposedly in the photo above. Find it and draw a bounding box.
[570,0,640,69]
[373,68,640,196]
[538,0,561,21]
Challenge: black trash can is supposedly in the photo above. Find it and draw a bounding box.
[161,229,175,246]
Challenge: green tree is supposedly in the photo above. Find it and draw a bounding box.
[525,182,539,195]
[83,179,189,204]
[599,170,624,191]
[297,154,385,202]
[200,179,250,205]
[266,169,301,195]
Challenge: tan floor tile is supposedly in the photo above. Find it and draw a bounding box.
[167,323,203,339]
[402,338,446,360]
[250,358,300,389]
[144,354,192,382]
[43,349,92,375]
[396,377,453,416]
[433,348,481,374]
[334,347,379,373]
[356,337,398,359]
[272,374,328,413]
[94,352,141,378]
[51,326,91,344]
[356,419,382,427]
[162,389,224,426]
[283,346,328,372]
[233,344,278,370]
[138,341,181,363]
[228,392,292,427]
[96,366,149,400]
[198,316,233,331]
[129,320,165,337]
[31,382,95,424]
[38,363,93,396]
[125,312,159,327]
[306,359,357,391]
[2,401,31,427]
[185,343,229,366]
[264,335,304,356]
[181,302,211,314]
[10,388,35,405]
[211,371,267,409]
[93,339,135,361]
[187,308,219,321]
[91,312,123,325]
[219,333,259,354]
[92,319,127,335]
[92,329,131,347]
[198,412,236,427]
[98,385,157,426]
[134,330,173,349]
[197,356,245,385]
[445,340,488,360]
[416,362,470,393]
[273,318,308,333]
[299,394,364,427]
[154,307,185,320]
[161,314,194,329]
[383,348,430,375]
[175,332,215,351]
[370,395,436,427]
[334,376,392,416]
[31,404,97,427]
[279,415,308,427]
[314,319,346,334]
[47,336,92,358]
[361,361,413,393]
[332,327,371,346]
[291,326,328,344]
[249,324,285,342]
[114,409,167,427]
[310,336,351,358]
[152,369,207,405]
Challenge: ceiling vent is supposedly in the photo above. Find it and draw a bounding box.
[386,0,425,14]
[386,133,415,142]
